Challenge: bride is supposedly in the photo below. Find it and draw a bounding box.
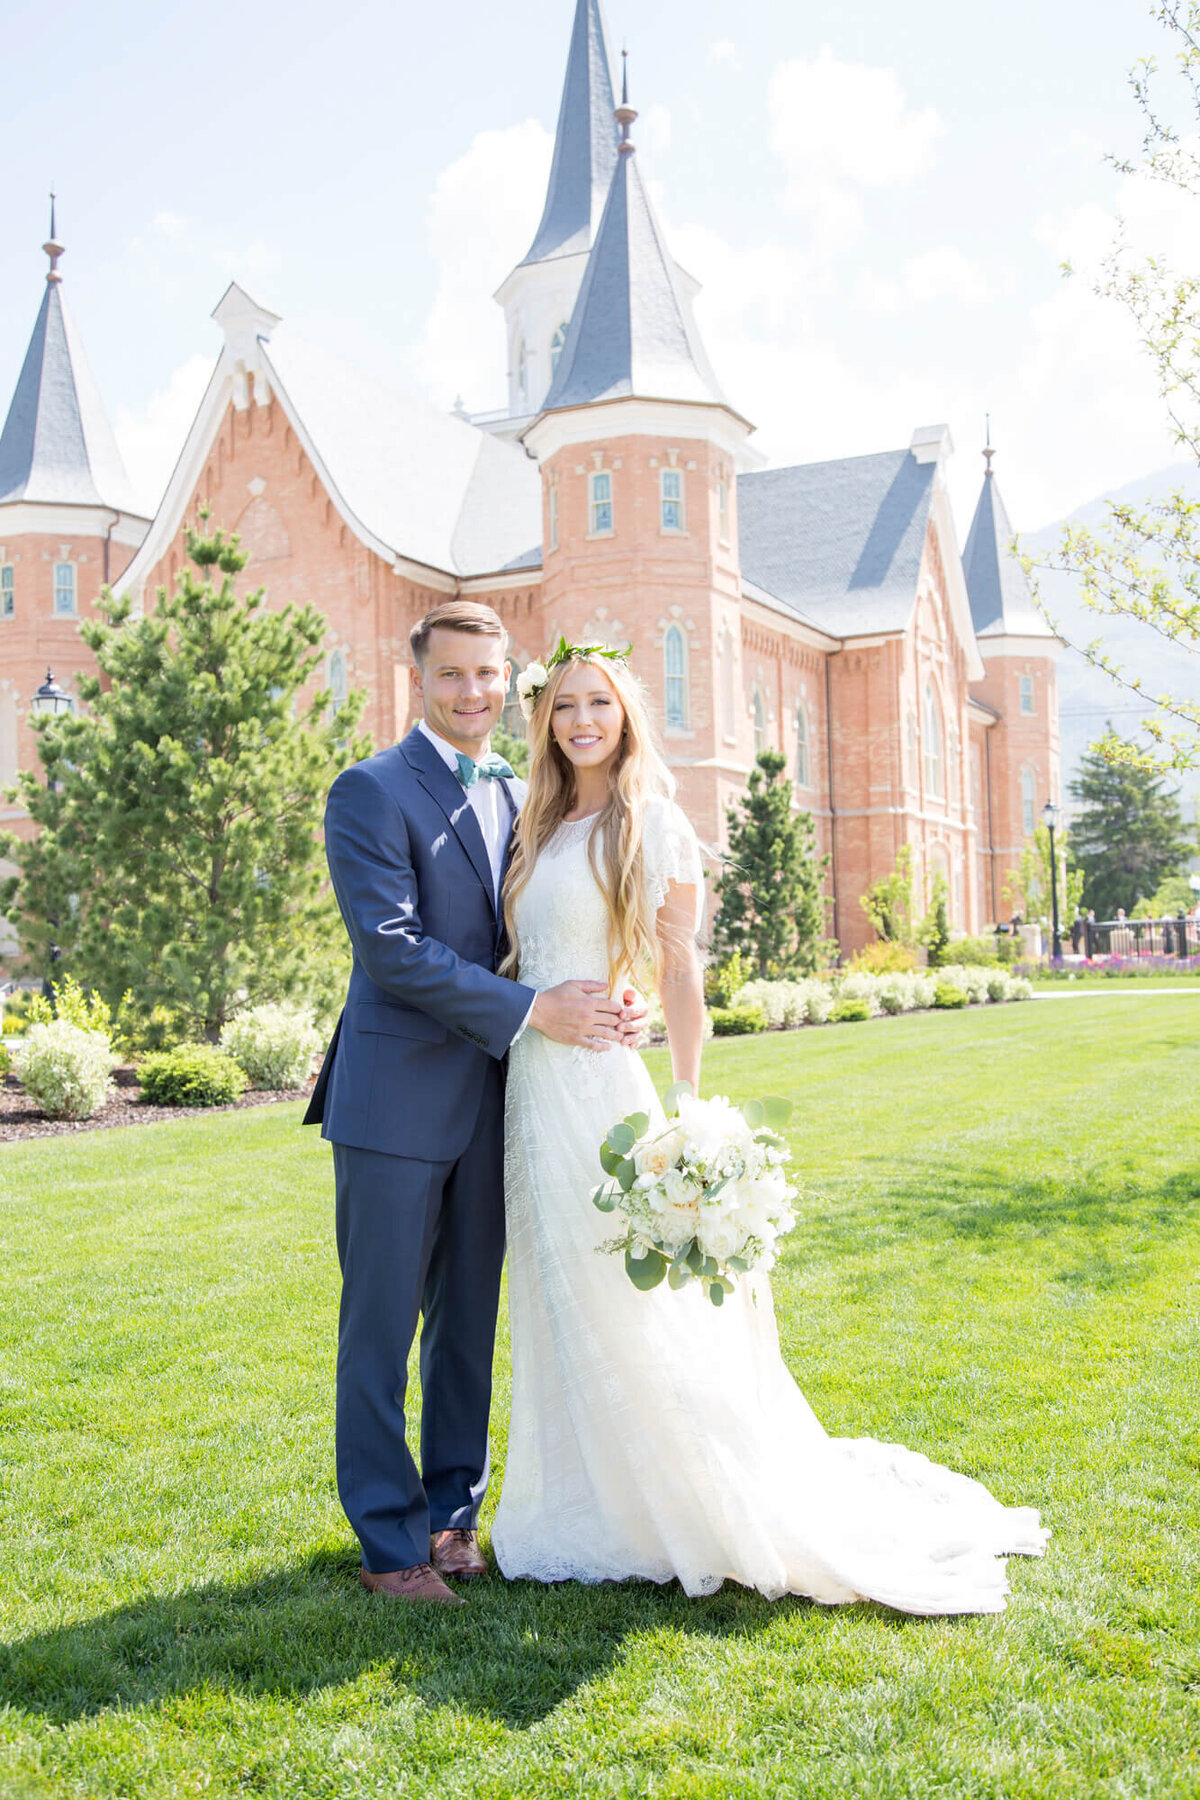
[492,643,1048,1614]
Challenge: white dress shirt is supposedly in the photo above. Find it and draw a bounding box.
[418,718,535,1044]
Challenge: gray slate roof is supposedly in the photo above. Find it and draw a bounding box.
[542,139,729,412]
[962,467,1054,638]
[736,448,937,636]
[0,278,138,512]
[521,0,618,266]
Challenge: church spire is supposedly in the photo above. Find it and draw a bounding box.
[962,439,1052,640]
[521,0,619,265]
[538,70,733,416]
[0,207,138,512]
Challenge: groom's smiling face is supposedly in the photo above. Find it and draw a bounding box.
[411,627,510,758]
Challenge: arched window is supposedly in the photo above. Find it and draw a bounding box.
[947,727,959,805]
[906,710,918,788]
[549,322,568,378]
[329,649,347,717]
[923,680,943,798]
[664,626,687,728]
[1021,767,1036,837]
[0,688,17,788]
[720,624,737,741]
[795,702,809,788]
[752,686,767,758]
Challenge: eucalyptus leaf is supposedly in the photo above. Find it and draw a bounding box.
[599,1142,623,1177]
[700,1255,719,1280]
[762,1096,793,1129]
[703,1176,730,1201]
[592,1185,618,1213]
[741,1098,765,1130]
[727,1255,749,1273]
[709,1281,725,1307]
[626,1112,650,1138]
[667,1262,690,1291]
[616,1157,637,1192]
[664,1080,693,1117]
[686,1243,705,1276]
[607,1121,636,1155]
[625,1246,667,1291]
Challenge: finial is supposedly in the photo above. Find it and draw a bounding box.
[43,189,64,285]
[983,413,994,474]
[615,47,637,151]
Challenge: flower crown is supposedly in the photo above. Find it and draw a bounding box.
[516,635,632,721]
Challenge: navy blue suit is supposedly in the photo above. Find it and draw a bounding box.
[305,727,535,1572]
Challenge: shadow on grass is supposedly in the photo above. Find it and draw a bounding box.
[798,1164,1200,1270]
[0,1551,872,1731]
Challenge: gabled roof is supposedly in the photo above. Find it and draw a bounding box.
[540,124,731,414]
[116,287,543,594]
[0,266,139,513]
[962,463,1055,638]
[737,448,937,637]
[521,0,619,266]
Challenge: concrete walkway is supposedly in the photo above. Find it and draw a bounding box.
[1033,987,1200,998]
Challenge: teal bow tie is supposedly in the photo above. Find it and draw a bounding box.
[455,750,515,789]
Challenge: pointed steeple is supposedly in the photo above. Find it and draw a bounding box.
[521,0,619,266]
[962,439,1052,639]
[0,208,138,512]
[539,79,733,415]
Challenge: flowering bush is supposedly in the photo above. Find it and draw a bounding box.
[1009,976,1035,1000]
[933,982,969,1009]
[220,1003,321,1090]
[833,973,884,1017]
[593,1086,797,1303]
[831,996,873,1022]
[139,1045,247,1108]
[711,1005,767,1036]
[17,1020,118,1120]
[848,941,918,974]
[936,965,993,1004]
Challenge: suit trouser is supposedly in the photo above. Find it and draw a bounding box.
[331,1066,506,1573]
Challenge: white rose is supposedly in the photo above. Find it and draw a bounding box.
[660,1167,695,1210]
[697,1215,742,1263]
[636,1128,683,1179]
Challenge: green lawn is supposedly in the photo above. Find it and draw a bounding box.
[1,998,1198,1799]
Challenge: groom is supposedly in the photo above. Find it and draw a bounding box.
[305,600,640,1605]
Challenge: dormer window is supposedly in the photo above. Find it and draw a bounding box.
[0,565,13,618]
[54,562,76,618]
[660,468,685,533]
[589,471,613,536]
[550,322,569,378]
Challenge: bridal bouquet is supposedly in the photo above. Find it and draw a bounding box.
[593,1083,796,1305]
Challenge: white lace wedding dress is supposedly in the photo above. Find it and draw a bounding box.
[492,797,1049,1613]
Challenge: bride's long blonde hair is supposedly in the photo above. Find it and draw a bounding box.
[500,653,674,990]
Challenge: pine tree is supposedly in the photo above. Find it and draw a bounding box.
[0,522,370,1039]
[1068,735,1194,918]
[712,749,832,976]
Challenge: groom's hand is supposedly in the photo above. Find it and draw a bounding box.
[531,981,624,1049]
[618,988,649,1050]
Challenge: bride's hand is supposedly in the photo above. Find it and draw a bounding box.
[530,981,624,1049]
[618,988,649,1050]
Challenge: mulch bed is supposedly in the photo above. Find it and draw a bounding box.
[0,1066,316,1144]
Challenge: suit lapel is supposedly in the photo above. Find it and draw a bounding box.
[400,727,497,914]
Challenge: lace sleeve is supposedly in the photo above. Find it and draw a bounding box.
[643,797,706,920]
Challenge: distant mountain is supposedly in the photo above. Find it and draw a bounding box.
[1019,462,1200,814]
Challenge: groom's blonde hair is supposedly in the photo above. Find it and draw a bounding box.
[500,651,676,992]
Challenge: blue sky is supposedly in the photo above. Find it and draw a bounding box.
[0,0,1189,533]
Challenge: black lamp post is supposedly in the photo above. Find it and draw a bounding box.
[1042,797,1063,963]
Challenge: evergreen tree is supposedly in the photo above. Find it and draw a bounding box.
[712,749,832,976]
[1068,735,1194,917]
[0,522,370,1039]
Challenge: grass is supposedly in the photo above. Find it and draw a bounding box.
[1,998,1198,1798]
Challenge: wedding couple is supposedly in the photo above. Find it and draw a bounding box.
[307,599,1048,1614]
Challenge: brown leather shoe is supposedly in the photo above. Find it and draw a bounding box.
[430,1528,489,1580]
[360,1562,463,1605]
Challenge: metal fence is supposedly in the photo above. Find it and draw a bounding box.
[1079,915,1200,960]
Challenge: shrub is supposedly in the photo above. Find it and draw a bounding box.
[26,975,113,1036]
[831,996,873,1023]
[937,965,992,1005]
[710,1005,767,1036]
[875,972,921,1015]
[986,971,1016,1002]
[933,982,969,1009]
[1009,977,1035,1000]
[946,935,1002,968]
[849,941,917,974]
[2,1012,25,1036]
[704,951,753,1009]
[729,979,788,1028]
[221,1003,321,1090]
[113,994,196,1057]
[800,980,836,1024]
[139,1045,247,1108]
[0,1043,9,1078]
[16,1020,117,1120]
[834,973,883,1017]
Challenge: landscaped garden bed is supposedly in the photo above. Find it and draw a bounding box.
[0,1069,314,1143]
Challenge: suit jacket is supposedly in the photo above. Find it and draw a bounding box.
[304,727,536,1161]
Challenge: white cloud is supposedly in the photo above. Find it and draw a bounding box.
[707,40,740,71]
[768,48,944,252]
[642,104,671,159]
[408,119,552,412]
[114,353,213,515]
[857,247,989,314]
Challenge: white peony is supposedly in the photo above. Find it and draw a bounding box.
[636,1127,683,1179]
[696,1213,743,1263]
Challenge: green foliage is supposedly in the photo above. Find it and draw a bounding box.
[1131,873,1197,918]
[2,1010,26,1035]
[490,723,530,780]
[709,1004,767,1036]
[1003,823,1086,926]
[704,950,753,1007]
[16,1019,117,1119]
[830,996,873,1023]
[943,935,1003,967]
[112,994,196,1057]
[0,519,371,1040]
[848,940,918,973]
[0,1042,9,1079]
[26,973,112,1036]
[933,982,970,1010]
[712,750,833,977]
[918,875,952,969]
[138,1044,248,1108]
[1069,738,1194,916]
[1021,5,1200,772]
[860,843,917,948]
[220,1003,320,1090]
